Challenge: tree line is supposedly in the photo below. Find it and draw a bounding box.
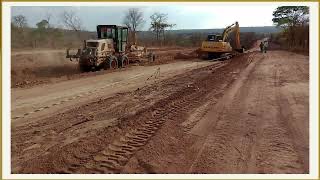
[11,10,92,49]
[11,8,178,49]
[11,8,261,50]
[271,6,309,51]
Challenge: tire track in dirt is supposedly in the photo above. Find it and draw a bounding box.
[13,60,227,173]
[181,89,223,133]
[254,65,304,173]
[85,94,200,173]
[186,52,307,174]
[182,53,258,134]
[118,53,258,173]
[254,52,307,173]
[39,50,308,174]
[186,53,262,173]
[66,63,228,173]
[12,61,212,121]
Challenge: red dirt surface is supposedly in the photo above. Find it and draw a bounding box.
[11,50,309,174]
[11,47,195,88]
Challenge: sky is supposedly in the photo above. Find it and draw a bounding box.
[11,4,279,31]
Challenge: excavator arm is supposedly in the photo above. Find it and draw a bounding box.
[221,22,241,50]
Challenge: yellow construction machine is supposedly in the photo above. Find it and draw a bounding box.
[199,21,244,59]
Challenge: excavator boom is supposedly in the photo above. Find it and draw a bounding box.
[222,22,241,49]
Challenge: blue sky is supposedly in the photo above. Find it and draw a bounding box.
[11,4,279,31]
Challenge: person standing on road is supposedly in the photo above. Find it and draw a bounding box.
[259,42,264,53]
[264,41,268,53]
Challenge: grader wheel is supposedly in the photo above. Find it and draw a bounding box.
[121,56,129,68]
[110,59,118,69]
[104,56,118,70]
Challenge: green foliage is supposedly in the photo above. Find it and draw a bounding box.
[36,20,49,29]
[272,6,309,49]
[149,12,175,42]
[272,6,309,28]
[32,20,50,48]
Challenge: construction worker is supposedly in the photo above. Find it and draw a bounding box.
[264,41,268,53]
[259,42,264,53]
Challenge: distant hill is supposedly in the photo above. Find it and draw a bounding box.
[136,26,280,41]
[169,26,280,34]
[12,25,279,49]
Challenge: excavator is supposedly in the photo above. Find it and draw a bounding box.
[198,21,244,59]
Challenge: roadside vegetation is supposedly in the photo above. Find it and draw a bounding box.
[11,8,266,51]
[270,6,309,54]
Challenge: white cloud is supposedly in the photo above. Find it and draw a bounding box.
[175,4,278,29]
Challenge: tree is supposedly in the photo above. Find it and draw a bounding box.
[123,8,145,44]
[32,20,49,48]
[36,20,49,29]
[60,10,82,32]
[272,6,309,28]
[272,6,309,48]
[12,15,28,28]
[149,12,175,44]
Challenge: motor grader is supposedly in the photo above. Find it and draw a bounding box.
[198,21,245,60]
[66,25,148,72]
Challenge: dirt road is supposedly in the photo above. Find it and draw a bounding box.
[11,47,195,88]
[11,50,309,174]
[12,60,213,123]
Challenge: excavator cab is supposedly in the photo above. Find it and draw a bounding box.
[97,25,128,53]
[207,34,223,42]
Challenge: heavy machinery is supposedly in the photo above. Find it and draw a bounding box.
[198,21,244,59]
[66,25,147,72]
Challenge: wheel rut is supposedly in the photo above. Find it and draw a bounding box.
[13,53,262,174]
[78,59,244,173]
[83,89,205,173]
[54,56,249,174]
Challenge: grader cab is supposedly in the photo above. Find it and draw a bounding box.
[97,25,128,53]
